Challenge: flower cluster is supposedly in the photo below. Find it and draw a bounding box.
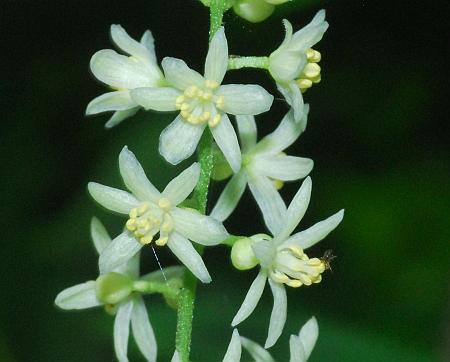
[57,7,342,362]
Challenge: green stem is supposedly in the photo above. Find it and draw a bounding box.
[228,56,270,70]
[174,2,229,361]
[133,280,180,299]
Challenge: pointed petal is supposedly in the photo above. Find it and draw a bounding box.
[131,297,157,362]
[217,85,273,115]
[269,49,306,83]
[236,115,257,153]
[277,82,304,123]
[162,163,200,206]
[254,109,308,155]
[265,279,287,348]
[247,174,286,236]
[253,155,313,181]
[119,146,161,203]
[205,27,228,84]
[167,232,211,283]
[162,57,204,90]
[298,316,319,360]
[140,265,185,282]
[252,239,276,269]
[223,329,242,362]
[159,115,206,165]
[241,337,276,362]
[283,210,344,250]
[279,19,294,49]
[290,11,329,52]
[131,87,180,111]
[88,182,139,214]
[114,301,133,362]
[121,252,141,279]
[171,351,182,362]
[210,172,247,222]
[105,108,139,129]
[171,207,228,245]
[86,91,136,114]
[111,24,154,63]
[90,49,160,89]
[289,335,306,362]
[232,272,267,326]
[91,217,111,255]
[211,114,241,173]
[99,232,143,274]
[140,30,157,63]
[278,177,312,240]
[55,281,101,310]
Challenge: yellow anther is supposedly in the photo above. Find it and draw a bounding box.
[137,203,149,215]
[181,110,190,119]
[184,86,197,98]
[201,91,212,101]
[297,78,313,90]
[208,114,221,128]
[129,208,138,219]
[136,219,148,228]
[303,63,321,78]
[298,274,313,285]
[201,111,211,121]
[180,103,190,111]
[271,270,290,283]
[288,245,305,258]
[215,95,225,109]
[312,275,322,283]
[286,280,303,288]
[176,95,185,105]
[306,48,321,63]
[158,198,171,211]
[205,80,219,89]
[272,179,284,190]
[126,219,137,231]
[155,236,169,246]
[140,235,153,245]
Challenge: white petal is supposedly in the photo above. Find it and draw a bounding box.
[131,87,180,111]
[140,30,157,63]
[90,217,111,255]
[236,115,257,153]
[290,10,329,52]
[217,85,273,115]
[279,19,294,49]
[223,329,242,362]
[265,279,287,348]
[241,337,276,362]
[247,174,286,236]
[99,232,143,274]
[119,146,161,202]
[131,297,157,362]
[211,114,241,173]
[283,209,344,250]
[86,91,136,114]
[171,351,182,362]
[55,281,101,310]
[90,49,160,89]
[171,207,228,245]
[252,239,276,269]
[298,316,319,360]
[140,265,185,282]
[88,182,139,214]
[167,232,211,283]
[162,57,204,90]
[162,163,200,206]
[269,49,306,83]
[278,177,312,240]
[111,24,154,63]
[253,155,313,181]
[205,27,228,84]
[114,301,133,362]
[210,172,247,222]
[232,272,267,326]
[289,335,306,362]
[159,115,206,165]
[254,109,308,155]
[105,108,139,129]
[277,82,304,123]
[121,252,141,279]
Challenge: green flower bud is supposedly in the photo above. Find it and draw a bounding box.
[95,272,133,305]
[231,238,258,270]
[233,0,275,23]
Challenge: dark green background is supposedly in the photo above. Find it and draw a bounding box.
[1,0,448,361]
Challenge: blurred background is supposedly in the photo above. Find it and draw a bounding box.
[1,0,449,361]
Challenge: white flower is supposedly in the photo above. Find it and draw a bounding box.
[86,25,166,128]
[55,217,183,362]
[211,108,312,233]
[268,10,328,122]
[231,177,344,348]
[225,317,319,362]
[88,146,228,283]
[131,27,274,172]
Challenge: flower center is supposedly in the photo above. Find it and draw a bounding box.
[270,245,325,288]
[175,80,225,128]
[296,48,322,93]
[125,199,173,246]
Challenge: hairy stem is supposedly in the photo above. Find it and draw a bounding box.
[174,1,228,361]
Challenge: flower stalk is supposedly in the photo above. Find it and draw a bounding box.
[228,56,270,71]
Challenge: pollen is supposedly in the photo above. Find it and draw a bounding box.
[296,48,322,93]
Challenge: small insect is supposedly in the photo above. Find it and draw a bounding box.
[320,249,337,272]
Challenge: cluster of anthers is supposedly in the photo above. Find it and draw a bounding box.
[297,48,322,93]
[126,199,173,246]
[175,80,225,127]
[270,245,326,288]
